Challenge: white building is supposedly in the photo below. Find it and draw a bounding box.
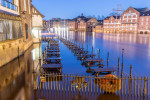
[31,4,45,43]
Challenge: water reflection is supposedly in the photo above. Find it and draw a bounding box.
[0,44,41,100]
[57,31,150,77]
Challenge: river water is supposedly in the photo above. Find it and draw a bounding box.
[55,31,150,77]
[0,31,150,100]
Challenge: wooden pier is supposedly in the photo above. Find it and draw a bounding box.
[42,39,63,73]
[93,67,117,75]
[32,37,150,99]
[60,38,113,74]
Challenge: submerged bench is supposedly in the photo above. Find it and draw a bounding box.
[93,67,117,75]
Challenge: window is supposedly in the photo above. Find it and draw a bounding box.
[141,22,143,25]
[129,10,131,13]
[146,18,149,21]
[25,24,28,39]
[146,22,148,25]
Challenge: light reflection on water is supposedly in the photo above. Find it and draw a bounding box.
[56,31,150,77]
[0,44,41,100]
[1,31,150,100]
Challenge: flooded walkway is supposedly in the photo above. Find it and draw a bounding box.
[1,31,150,100]
[57,31,150,77]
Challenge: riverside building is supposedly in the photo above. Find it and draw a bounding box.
[103,6,150,34]
[0,0,44,66]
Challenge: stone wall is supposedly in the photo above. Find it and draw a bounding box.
[0,37,31,67]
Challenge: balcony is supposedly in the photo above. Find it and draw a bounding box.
[0,0,19,15]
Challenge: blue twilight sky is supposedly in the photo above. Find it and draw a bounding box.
[32,0,150,20]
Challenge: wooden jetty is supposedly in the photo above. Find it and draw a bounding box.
[42,64,63,72]
[47,46,60,50]
[93,67,117,75]
[47,49,60,52]
[46,52,61,57]
[85,58,105,67]
[41,39,63,73]
[60,39,113,72]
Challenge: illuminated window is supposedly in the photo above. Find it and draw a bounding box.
[141,22,143,25]
[146,18,149,21]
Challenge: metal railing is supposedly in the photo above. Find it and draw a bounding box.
[34,73,150,99]
[0,0,18,11]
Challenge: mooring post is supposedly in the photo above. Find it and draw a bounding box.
[87,45,88,51]
[118,57,120,72]
[92,46,93,54]
[107,52,109,68]
[130,65,132,78]
[121,48,124,78]
[143,77,146,97]
[98,49,100,58]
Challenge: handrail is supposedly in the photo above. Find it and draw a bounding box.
[0,0,18,11]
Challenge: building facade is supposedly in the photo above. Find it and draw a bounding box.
[68,20,77,31]
[86,18,99,32]
[103,6,150,34]
[103,16,121,33]
[139,11,150,34]
[78,20,87,31]
[0,0,44,66]
[31,4,45,43]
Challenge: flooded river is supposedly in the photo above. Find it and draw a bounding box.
[56,31,150,77]
[0,31,150,100]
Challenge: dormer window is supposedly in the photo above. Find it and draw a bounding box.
[129,10,131,13]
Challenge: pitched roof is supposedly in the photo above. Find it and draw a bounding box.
[134,7,149,13]
[97,20,103,23]
[104,16,110,20]
[140,10,150,16]
[104,16,120,20]
[31,4,45,18]
[113,16,121,19]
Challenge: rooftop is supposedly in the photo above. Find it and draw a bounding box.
[134,7,149,13]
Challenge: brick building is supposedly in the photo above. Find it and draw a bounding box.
[68,14,99,32]
[121,7,142,33]
[93,20,103,33]
[103,6,150,34]
[103,16,121,33]
[86,18,99,32]
[78,19,87,31]
[68,19,78,31]
[139,11,150,34]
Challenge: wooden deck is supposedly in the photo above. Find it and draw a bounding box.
[42,64,63,69]
[44,57,61,60]
[47,52,61,55]
[93,67,117,74]
[47,50,60,52]
[86,58,104,62]
[80,54,96,58]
